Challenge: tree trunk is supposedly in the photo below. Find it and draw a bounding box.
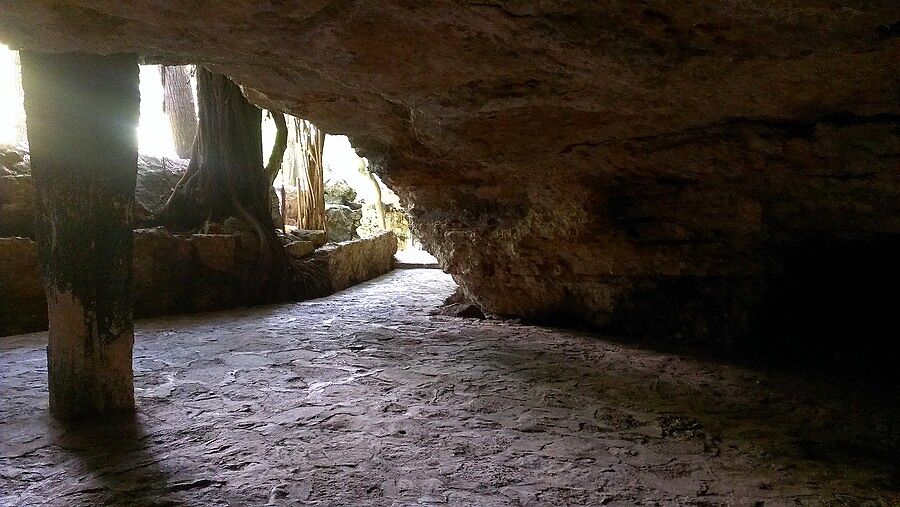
[12,52,27,145]
[266,112,289,232]
[20,52,140,420]
[157,67,287,295]
[160,65,197,159]
[360,159,387,230]
[285,117,326,230]
[266,111,288,186]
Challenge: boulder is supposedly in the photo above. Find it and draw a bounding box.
[281,187,300,227]
[289,228,327,248]
[285,240,316,259]
[432,288,486,319]
[325,204,362,243]
[324,179,357,206]
[0,150,187,237]
[135,154,187,212]
[0,145,29,175]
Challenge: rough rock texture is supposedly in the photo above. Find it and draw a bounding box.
[320,231,397,292]
[324,179,357,206]
[325,203,362,243]
[292,232,397,298]
[284,240,317,260]
[0,2,898,340]
[1,270,898,505]
[135,154,188,212]
[131,228,257,320]
[0,145,32,237]
[433,287,487,320]
[1,230,397,336]
[385,205,411,249]
[0,148,186,238]
[0,145,28,175]
[287,228,327,248]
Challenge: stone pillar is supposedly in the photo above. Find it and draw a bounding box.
[20,52,140,420]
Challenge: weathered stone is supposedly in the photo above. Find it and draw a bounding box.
[385,206,411,249]
[325,204,362,243]
[0,2,897,341]
[0,150,187,238]
[291,232,397,298]
[131,227,191,316]
[190,234,238,272]
[288,228,327,248]
[284,240,316,259]
[318,231,397,292]
[432,287,486,319]
[324,179,357,206]
[0,145,28,175]
[135,154,187,212]
[1,229,397,336]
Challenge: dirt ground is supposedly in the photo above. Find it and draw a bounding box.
[1,269,897,505]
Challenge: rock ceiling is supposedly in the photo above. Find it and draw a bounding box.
[1,1,898,339]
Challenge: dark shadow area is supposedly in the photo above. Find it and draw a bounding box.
[501,237,900,393]
[51,414,186,506]
[752,236,900,384]
[470,330,900,497]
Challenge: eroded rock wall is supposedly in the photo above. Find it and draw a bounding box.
[0,2,897,340]
[415,116,900,340]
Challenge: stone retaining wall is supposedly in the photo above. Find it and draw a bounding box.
[0,231,397,337]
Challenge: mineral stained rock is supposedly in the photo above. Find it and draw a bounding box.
[0,2,897,340]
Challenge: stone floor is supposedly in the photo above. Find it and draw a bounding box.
[1,270,897,506]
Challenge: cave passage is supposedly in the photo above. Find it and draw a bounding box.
[0,2,898,503]
[1,269,897,504]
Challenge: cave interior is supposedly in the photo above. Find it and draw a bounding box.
[0,2,898,505]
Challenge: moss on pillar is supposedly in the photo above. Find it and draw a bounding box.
[20,52,140,420]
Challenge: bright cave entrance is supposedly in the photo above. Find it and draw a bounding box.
[0,48,438,278]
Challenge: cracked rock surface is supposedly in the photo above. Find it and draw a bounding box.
[1,270,897,505]
[0,2,897,339]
